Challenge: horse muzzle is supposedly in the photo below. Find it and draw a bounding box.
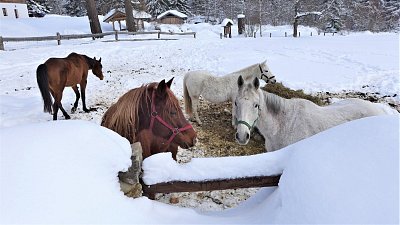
[235,132,250,145]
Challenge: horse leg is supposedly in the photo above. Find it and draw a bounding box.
[71,85,80,113]
[191,96,202,125]
[80,80,90,113]
[53,91,70,120]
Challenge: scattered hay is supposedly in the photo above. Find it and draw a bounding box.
[262,82,326,106]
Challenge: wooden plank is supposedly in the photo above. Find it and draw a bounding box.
[141,175,281,195]
[3,36,58,42]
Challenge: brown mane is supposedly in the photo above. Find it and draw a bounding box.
[101,82,183,143]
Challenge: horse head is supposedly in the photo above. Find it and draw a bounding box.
[234,75,261,145]
[259,60,276,84]
[149,77,197,151]
[92,57,104,80]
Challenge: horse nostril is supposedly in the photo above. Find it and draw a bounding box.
[246,133,250,140]
[235,132,239,140]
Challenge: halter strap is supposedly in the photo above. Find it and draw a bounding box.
[149,90,193,145]
[235,117,258,132]
[259,64,275,83]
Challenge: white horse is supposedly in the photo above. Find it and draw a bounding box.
[183,60,276,125]
[234,75,395,152]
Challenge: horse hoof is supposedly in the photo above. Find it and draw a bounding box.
[65,115,71,120]
[71,107,76,113]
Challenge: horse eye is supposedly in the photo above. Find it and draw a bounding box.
[170,111,177,116]
[254,104,259,108]
[235,101,237,106]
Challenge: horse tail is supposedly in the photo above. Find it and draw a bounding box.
[183,73,193,115]
[36,64,53,113]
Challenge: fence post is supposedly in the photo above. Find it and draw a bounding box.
[332,32,335,36]
[119,142,143,198]
[114,31,118,41]
[158,31,160,39]
[0,36,4,50]
[270,32,272,38]
[298,32,301,37]
[193,32,196,38]
[220,33,222,39]
[56,32,61,45]
[254,32,256,38]
[311,32,312,36]
[285,32,287,37]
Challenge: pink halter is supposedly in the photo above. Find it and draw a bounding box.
[149,91,193,145]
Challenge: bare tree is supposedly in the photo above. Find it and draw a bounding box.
[125,0,136,32]
[85,0,102,34]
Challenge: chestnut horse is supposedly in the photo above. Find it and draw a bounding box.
[36,52,104,120]
[101,78,197,160]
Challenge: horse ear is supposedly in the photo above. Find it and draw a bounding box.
[156,79,167,97]
[94,57,96,60]
[99,57,102,62]
[238,75,244,88]
[253,77,260,89]
[166,77,174,88]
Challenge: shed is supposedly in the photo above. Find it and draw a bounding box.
[103,8,126,31]
[104,8,152,31]
[157,10,187,24]
[221,18,234,38]
[133,10,151,30]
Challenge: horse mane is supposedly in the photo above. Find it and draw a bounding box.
[263,91,284,114]
[101,82,182,143]
[233,62,259,75]
[67,52,94,69]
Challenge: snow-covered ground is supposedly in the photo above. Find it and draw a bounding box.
[0,15,399,223]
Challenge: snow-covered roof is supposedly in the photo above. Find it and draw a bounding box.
[103,8,125,22]
[157,10,187,20]
[221,18,234,26]
[103,8,152,22]
[237,14,245,18]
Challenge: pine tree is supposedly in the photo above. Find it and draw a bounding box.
[146,0,170,17]
[64,0,87,16]
[27,0,50,16]
[170,0,191,15]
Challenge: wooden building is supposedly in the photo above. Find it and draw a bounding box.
[221,18,234,38]
[103,8,152,31]
[157,10,187,24]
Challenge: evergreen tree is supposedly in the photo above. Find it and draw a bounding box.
[27,0,50,16]
[146,0,170,17]
[64,0,87,16]
[170,0,191,15]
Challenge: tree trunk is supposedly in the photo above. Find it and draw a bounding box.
[125,0,136,32]
[85,0,102,34]
[293,18,298,37]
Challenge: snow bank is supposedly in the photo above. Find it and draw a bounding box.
[267,115,399,224]
[142,148,290,185]
[0,116,398,224]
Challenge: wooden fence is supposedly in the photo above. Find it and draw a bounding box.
[119,143,281,200]
[0,31,197,50]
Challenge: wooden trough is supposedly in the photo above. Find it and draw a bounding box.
[119,143,281,200]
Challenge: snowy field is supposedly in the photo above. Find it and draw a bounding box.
[0,15,399,223]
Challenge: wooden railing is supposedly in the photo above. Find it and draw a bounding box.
[0,31,197,50]
[119,143,281,200]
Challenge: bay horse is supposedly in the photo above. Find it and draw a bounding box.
[183,60,276,126]
[101,78,197,160]
[36,52,104,120]
[234,75,395,152]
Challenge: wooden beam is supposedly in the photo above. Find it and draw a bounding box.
[141,175,281,197]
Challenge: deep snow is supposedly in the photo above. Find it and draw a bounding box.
[0,15,399,224]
